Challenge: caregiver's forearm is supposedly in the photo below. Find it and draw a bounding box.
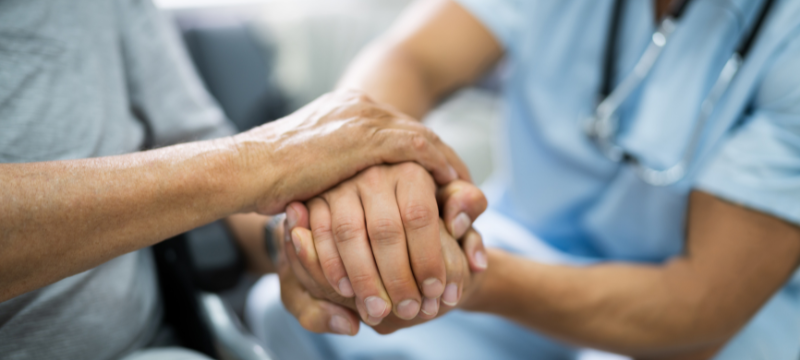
[462,191,800,358]
[0,137,248,302]
[337,0,503,120]
[338,40,439,120]
[464,250,726,357]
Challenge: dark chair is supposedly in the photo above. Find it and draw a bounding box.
[153,223,275,360]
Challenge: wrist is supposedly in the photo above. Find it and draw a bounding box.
[228,129,282,214]
[459,248,511,312]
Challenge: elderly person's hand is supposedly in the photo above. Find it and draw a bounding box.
[232,89,469,216]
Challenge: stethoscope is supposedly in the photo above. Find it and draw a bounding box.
[583,0,776,186]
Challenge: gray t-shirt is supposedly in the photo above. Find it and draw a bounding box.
[0,0,236,359]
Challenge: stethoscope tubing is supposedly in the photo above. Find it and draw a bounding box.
[584,0,775,186]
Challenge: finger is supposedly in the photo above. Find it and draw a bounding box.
[284,202,310,243]
[326,187,392,325]
[288,227,350,305]
[372,127,457,186]
[278,255,361,335]
[284,227,329,300]
[462,228,488,272]
[395,163,446,315]
[436,180,488,239]
[438,219,466,308]
[307,197,352,298]
[357,168,422,320]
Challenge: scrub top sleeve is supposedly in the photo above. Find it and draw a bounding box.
[695,33,800,226]
[454,0,523,52]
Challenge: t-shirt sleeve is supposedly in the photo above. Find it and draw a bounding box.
[117,0,236,148]
[695,32,800,225]
[454,0,523,52]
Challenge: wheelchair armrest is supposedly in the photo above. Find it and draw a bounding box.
[154,221,278,360]
[197,292,276,360]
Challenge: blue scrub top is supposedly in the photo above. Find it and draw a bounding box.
[457,0,800,262]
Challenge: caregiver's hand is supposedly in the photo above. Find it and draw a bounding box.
[231,89,469,215]
[280,214,486,335]
[285,163,487,325]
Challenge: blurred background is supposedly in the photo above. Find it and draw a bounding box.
[156,0,501,185]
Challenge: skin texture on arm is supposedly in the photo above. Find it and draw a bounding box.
[0,90,464,303]
[338,0,503,120]
[225,212,275,274]
[461,191,800,359]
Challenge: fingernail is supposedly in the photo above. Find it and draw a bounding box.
[396,299,420,320]
[284,208,297,242]
[364,296,387,318]
[420,297,439,316]
[329,315,352,335]
[442,283,459,307]
[422,278,444,298]
[338,277,354,297]
[448,166,458,181]
[451,212,471,238]
[366,315,383,326]
[474,250,488,270]
[291,229,302,254]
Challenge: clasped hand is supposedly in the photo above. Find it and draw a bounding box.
[276,162,488,335]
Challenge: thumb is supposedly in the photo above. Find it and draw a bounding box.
[462,229,488,273]
[284,201,310,244]
[436,181,487,239]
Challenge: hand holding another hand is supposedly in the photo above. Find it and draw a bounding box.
[275,162,489,335]
[231,90,470,215]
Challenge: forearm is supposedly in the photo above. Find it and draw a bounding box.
[337,0,502,120]
[225,212,275,274]
[338,41,441,120]
[0,137,249,301]
[465,250,731,357]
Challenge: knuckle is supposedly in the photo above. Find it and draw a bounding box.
[422,127,441,143]
[409,134,429,152]
[319,255,344,275]
[333,221,365,245]
[347,271,377,290]
[401,203,436,231]
[312,224,333,242]
[397,161,426,176]
[369,218,405,246]
[358,106,392,122]
[465,186,488,212]
[359,166,387,187]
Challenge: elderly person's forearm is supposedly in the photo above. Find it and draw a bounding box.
[0,90,462,303]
